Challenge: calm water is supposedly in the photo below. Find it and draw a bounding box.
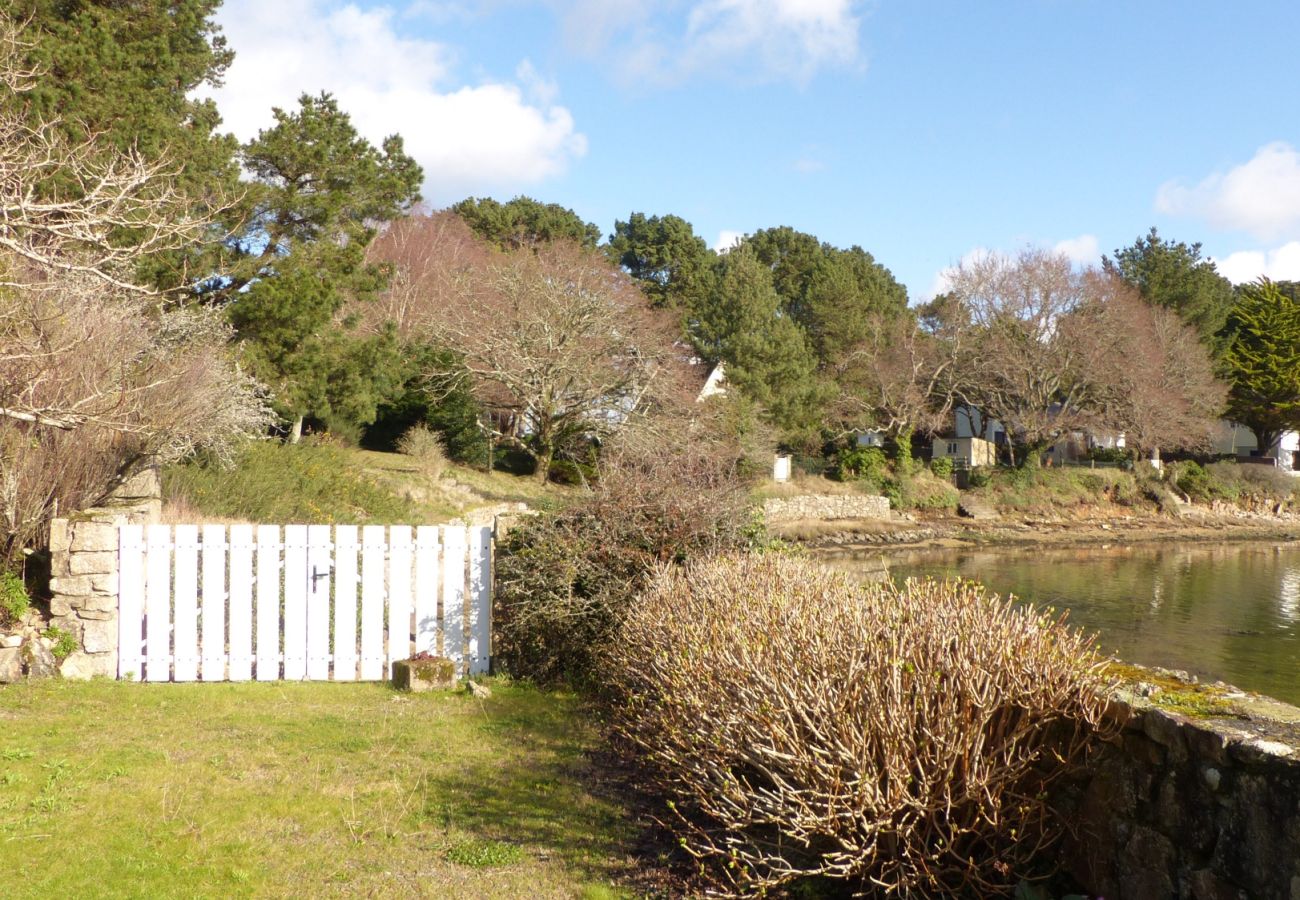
[820,542,1300,706]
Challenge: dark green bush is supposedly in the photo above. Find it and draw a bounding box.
[0,568,29,627]
[832,446,887,482]
[929,456,953,479]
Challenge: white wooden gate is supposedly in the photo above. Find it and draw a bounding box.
[116,524,491,682]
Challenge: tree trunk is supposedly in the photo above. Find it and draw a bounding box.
[288,415,304,445]
[534,445,552,484]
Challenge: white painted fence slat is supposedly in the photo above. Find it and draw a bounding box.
[306,524,332,681]
[117,525,144,681]
[120,522,492,684]
[359,525,386,681]
[172,525,200,682]
[283,525,308,680]
[414,526,439,656]
[468,525,491,675]
[333,526,359,682]
[144,524,171,682]
[227,525,254,681]
[442,525,467,672]
[255,525,280,681]
[388,525,413,670]
[200,525,226,681]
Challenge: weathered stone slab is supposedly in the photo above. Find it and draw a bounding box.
[69,551,117,576]
[60,651,114,679]
[69,521,120,553]
[80,618,116,654]
[392,656,457,692]
[762,494,891,524]
[0,646,22,682]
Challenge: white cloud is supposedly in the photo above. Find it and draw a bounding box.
[927,246,993,299]
[713,229,744,252]
[199,0,587,202]
[1214,242,1300,284]
[1155,141,1300,241]
[558,0,864,85]
[793,157,826,174]
[1052,234,1100,268]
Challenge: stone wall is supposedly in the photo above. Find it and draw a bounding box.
[1057,680,1300,899]
[47,468,161,679]
[762,493,891,524]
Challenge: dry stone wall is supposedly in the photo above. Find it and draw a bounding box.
[762,493,891,523]
[47,468,161,679]
[1057,682,1300,899]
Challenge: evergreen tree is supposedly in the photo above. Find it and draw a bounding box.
[221,93,423,440]
[8,0,240,287]
[1221,279,1300,453]
[452,195,600,250]
[1104,227,1236,351]
[607,212,716,313]
[694,247,823,439]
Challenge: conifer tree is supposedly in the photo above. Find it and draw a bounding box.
[1221,279,1300,453]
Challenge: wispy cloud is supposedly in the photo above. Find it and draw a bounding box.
[199,0,587,203]
[557,0,866,86]
[1051,234,1100,267]
[713,229,745,252]
[1156,141,1300,241]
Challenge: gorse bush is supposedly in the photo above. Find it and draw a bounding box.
[606,556,1114,897]
[396,424,449,480]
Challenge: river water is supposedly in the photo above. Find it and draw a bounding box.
[820,541,1300,706]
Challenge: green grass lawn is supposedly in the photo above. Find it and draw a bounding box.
[0,679,637,899]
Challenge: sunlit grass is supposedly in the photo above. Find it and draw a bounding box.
[0,679,635,898]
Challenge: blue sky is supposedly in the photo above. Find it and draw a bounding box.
[201,0,1300,300]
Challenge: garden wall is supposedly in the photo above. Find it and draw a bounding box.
[1058,683,1300,899]
[47,468,161,679]
[762,493,891,523]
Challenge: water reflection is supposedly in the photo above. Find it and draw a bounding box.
[820,542,1300,705]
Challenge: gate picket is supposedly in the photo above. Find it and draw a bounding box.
[116,522,491,683]
[255,525,280,681]
[200,524,227,681]
[333,526,359,681]
[228,525,254,681]
[359,525,386,681]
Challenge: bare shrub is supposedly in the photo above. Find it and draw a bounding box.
[493,415,760,687]
[606,555,1115,897]
[396,424,449,480]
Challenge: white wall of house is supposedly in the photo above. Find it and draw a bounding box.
[1212,421,1300,469]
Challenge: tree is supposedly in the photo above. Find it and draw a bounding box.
[607,212,716,314]
[693,246,824,440]
[221,92,423,440]
[1220,279,1300,453]
[0,14,271,555]
[452,195,601,251]
[9,0,240,287]
[943,249,1222,465]
[803,247,909,366]
[1104,227,1236,351]
[370,216,682,482]
[829,311,960,452]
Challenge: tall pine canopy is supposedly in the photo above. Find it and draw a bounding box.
[1221,279,1300,452]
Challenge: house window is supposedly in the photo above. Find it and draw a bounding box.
[947,442,958,455]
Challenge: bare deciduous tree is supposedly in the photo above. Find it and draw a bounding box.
[371,215,683,481]
[941,249,1224,465]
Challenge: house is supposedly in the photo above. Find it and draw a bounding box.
[697,362,727,401]
[1212,422,1300,471]
[931,435,998,468]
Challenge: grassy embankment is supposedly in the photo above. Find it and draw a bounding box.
[162,440,574,526]
[0,679,637,899]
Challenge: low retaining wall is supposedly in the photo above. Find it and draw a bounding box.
[47,468,161,679]
[1059,677,1300,899]
[762,493,891,523]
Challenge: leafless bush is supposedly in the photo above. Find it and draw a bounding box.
[607,555,1115,897]
[493,415,759,687]
[396,424,449,480]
